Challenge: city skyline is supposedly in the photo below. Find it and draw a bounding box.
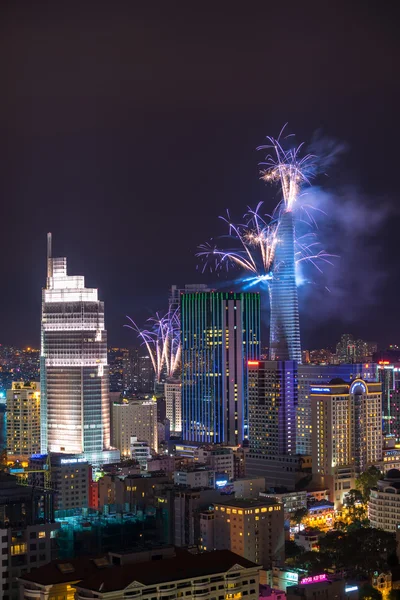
[0,3,399,350]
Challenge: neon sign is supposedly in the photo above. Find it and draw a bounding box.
[248,361,259,366]
[300,574,327,585]
[345,586,358,593]
[310,387,331,393]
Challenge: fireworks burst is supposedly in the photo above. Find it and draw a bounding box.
[257,127,315,212]
[125,306,181,383]
[198,128,334,288]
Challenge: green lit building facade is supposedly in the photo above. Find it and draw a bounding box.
[181,292,260,445]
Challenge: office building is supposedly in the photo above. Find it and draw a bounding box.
[6,381,40,460]
[29,454,91,513]
[311,378,382,505]
[181,291,260,445]
[269,211,301,363]
[40,233,119,464]
[108,347,126,392]
[165,380,182,434]
[112,399,158,456]
[137,355,154,393]
[369,469,400,532]
[297,363,377,455]
[174,488,224,547]
[0,473,59,600]
[211,498,285,569]
[248,360,297,455]
[246,361,306,487]
[378,361,400,436]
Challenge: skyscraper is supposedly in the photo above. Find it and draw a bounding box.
[40,233,119,464]
[297,363,377,455]
[181,291,260,445]
[247,360,298,456]
[246,360,308,488]
[269,211,301,363]
[311,378,382,505]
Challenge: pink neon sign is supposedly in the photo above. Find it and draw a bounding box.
[300,574,327,585]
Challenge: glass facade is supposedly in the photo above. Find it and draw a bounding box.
[269,211,302,363]
[40,237,118,464]
[181,291,260,445]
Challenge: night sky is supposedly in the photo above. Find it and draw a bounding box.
[0,1,399,349]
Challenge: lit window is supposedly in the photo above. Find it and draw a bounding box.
[38,531,46,539]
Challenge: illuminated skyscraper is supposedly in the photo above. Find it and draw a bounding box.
[269,211,301,363]
[40,233,119,464]
[311,379,382,505]
[181,292,260,445]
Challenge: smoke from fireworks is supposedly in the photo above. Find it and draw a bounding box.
[198,129,334,289]
[125,306,181,382]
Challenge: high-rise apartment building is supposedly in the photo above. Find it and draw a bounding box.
[246,361,303,488]
[297,363,377,455]
[335,334,377,364]
[112,399,158,456]
[181,291,260,445]
[6,381,40,460]
[311,378,382,505]
[40,234,119,464]
[165,380,181,435]
[247,360,297,456]
[269,211,301,363]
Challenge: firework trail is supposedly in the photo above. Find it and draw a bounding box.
[125,306,181,382]
[198,128,334,288]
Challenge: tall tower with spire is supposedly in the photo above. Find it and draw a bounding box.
[40,234,119,464]
[269,211,302,363]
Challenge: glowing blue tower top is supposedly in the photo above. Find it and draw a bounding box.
[269,211,301,363]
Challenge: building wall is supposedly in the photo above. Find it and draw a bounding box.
[40,247,114,464]
[165,382,182,434]
[269,211,301,363]
[112,400,158,455]
[181,292,260,445]
[6,382,40,460]
[297,363,377,455]
[311,380,382,483]
[213,501,285,569]
[232,477,266,499]
[248,361,297,456]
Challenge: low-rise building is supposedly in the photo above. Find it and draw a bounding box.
[74,550,261,600]
[260,490,307,520]
[294,528,323,552]
[174,465,215,488]
[0,473,59,600]
[287,576,359,600]
[369,469,400,532]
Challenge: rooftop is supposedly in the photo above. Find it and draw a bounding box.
[215,497,279,508]
[77,550,258,592]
